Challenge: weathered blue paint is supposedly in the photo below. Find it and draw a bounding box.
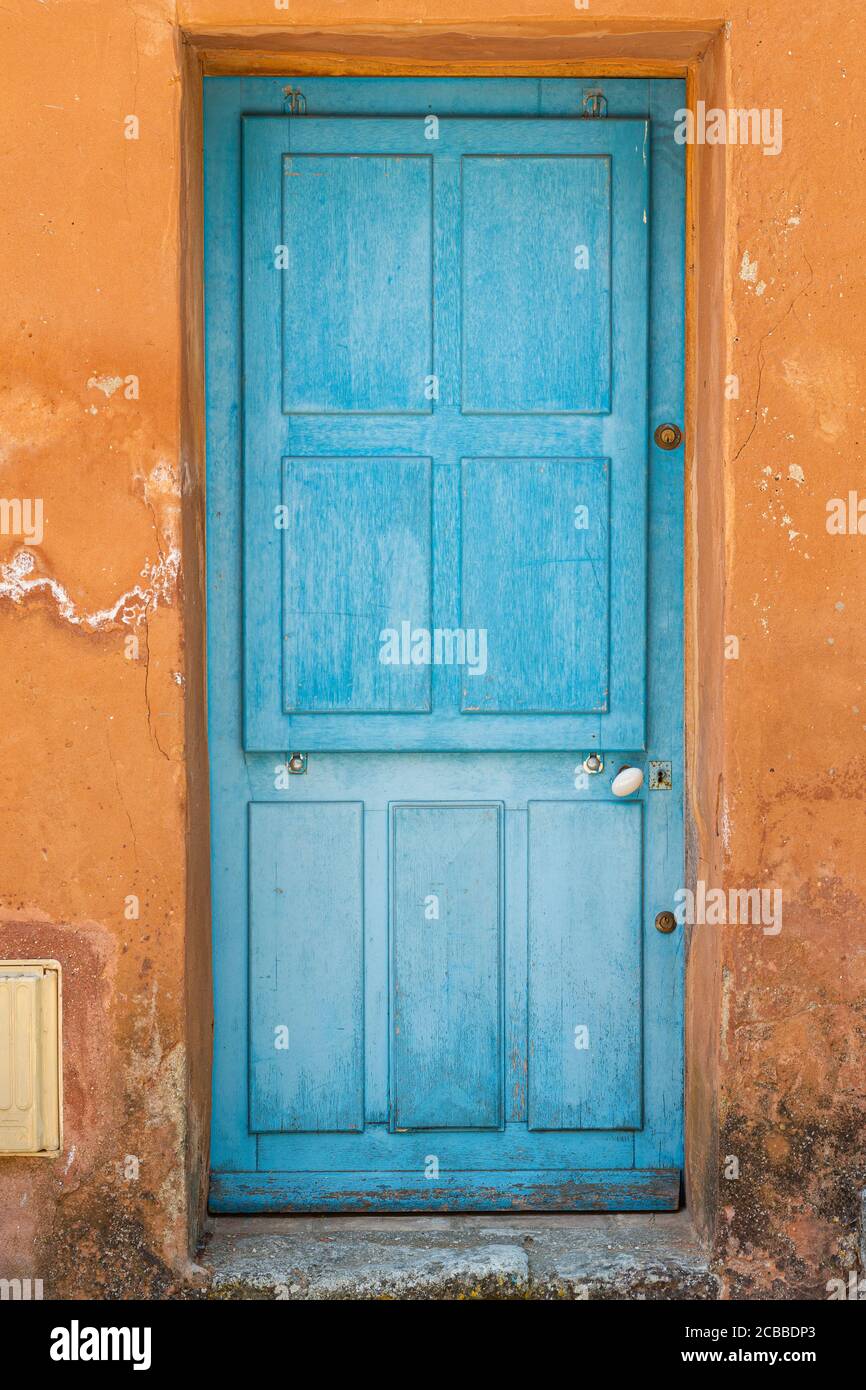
[461,457,610,712]
[461,155,611,414]
[205,77,685,1212]
[282,456,433,713]
[243,114,647,752]
[391,803,503,1131]
[281,155,433,415]
[249,801,364,1133]
[210,1167,681,1213]
[527,801,643,1131]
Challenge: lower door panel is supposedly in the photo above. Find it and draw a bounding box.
[210,752,681,1214]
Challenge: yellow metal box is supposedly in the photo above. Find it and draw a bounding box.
[0,961,62,1156]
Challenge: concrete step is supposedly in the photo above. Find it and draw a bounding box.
[202,1210,717,1301]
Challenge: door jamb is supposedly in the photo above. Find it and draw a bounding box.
[180,25,728,1253]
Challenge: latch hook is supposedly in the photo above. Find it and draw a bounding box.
[581,89,608,118]
[283,86,307,115]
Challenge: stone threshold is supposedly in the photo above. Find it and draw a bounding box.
[201,1210,718,1300]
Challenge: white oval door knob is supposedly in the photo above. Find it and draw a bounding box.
[611,765,644,797]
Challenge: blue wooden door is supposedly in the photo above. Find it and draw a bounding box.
[206,78,685,1212]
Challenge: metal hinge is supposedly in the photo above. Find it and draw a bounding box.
[581,88,608,118]
[283,86,307,115]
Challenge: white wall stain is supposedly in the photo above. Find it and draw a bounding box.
[0,546,181,629]
[756,467,806,546]
[739,249,767,296]
[721,796,732,855]
[142,460,180,499]
[720,967,733,1063]
[779,211,801,239]
[86,374,124,398]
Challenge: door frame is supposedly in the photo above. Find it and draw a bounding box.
[179,23,729,1243]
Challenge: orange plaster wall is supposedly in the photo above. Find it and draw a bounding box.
[1,3,195,1294]
[0,2,863,1298]
[685,12,866,1296]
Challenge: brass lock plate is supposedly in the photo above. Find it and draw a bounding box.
[654,422,682,451]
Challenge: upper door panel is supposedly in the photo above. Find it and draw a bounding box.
[242,117,649,751]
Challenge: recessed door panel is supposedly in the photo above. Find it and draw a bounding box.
[281,456,433,713]
[460,456,610,713]
[461,155,611,414]
[391,804,503,1131]
[527,800,643,1131]
[249,802,364,1133]
[280,155,433,414]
